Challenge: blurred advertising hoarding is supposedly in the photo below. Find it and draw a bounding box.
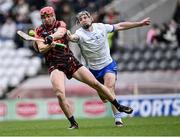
[0,97,109,121]
[0,94,180,121]
[117,94,180,117]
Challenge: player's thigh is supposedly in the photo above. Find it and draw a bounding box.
[50,69,66,91]
[73,66,98,86]
[104,72,116,89]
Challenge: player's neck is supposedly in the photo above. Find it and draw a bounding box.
[85,25,93,32]
[44,20,56,30]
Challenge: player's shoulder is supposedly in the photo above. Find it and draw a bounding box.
[95,22,104,25]
[94,22,105,27]
[75,27,83,34]
[56,20,66,28]
[93,23,106,30]
[35,25,43,35]
[93,22,106,28]
[35,25,43,30]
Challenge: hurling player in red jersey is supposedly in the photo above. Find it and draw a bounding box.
[34,6,133,129]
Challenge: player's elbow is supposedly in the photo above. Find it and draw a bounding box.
[33,42,40,52]
[39,49,46,54]
[39,47,50,54]
[59,33,66,38]
[117,25,129,31]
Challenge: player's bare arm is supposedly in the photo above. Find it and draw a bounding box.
[50,27,67,40]
[36,40,54,54]
[43,21,67,45]
[67,30,80,42]
[114,17,151,31]
[47,21,67,41]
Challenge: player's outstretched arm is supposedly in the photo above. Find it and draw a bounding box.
[50,27,67,40]
[36,40,54,54]
[67,30,79,42]
[114,17,151,31]
[43,21,67,45]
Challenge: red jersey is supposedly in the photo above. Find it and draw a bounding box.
[35,21,82,78]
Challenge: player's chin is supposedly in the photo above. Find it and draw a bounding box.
[82,24,90,29]
[45,22,53,26]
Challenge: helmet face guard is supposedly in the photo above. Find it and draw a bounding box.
[40,6,56,26]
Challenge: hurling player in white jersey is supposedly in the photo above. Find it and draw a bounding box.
[68,11,151,127]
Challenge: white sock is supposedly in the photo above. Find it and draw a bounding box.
[114,112,123,123]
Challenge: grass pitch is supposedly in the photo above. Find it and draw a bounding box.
[0,116,180,136]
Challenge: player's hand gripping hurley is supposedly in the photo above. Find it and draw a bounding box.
[17,30,66,47]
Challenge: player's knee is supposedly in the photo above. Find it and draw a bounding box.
[91,80,100,89]
[104,80,114,88]
[105,84,114,91]
[102,99,108,103]
[56,94,66,102]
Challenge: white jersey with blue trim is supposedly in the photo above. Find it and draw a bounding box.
[75,23,114,70]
